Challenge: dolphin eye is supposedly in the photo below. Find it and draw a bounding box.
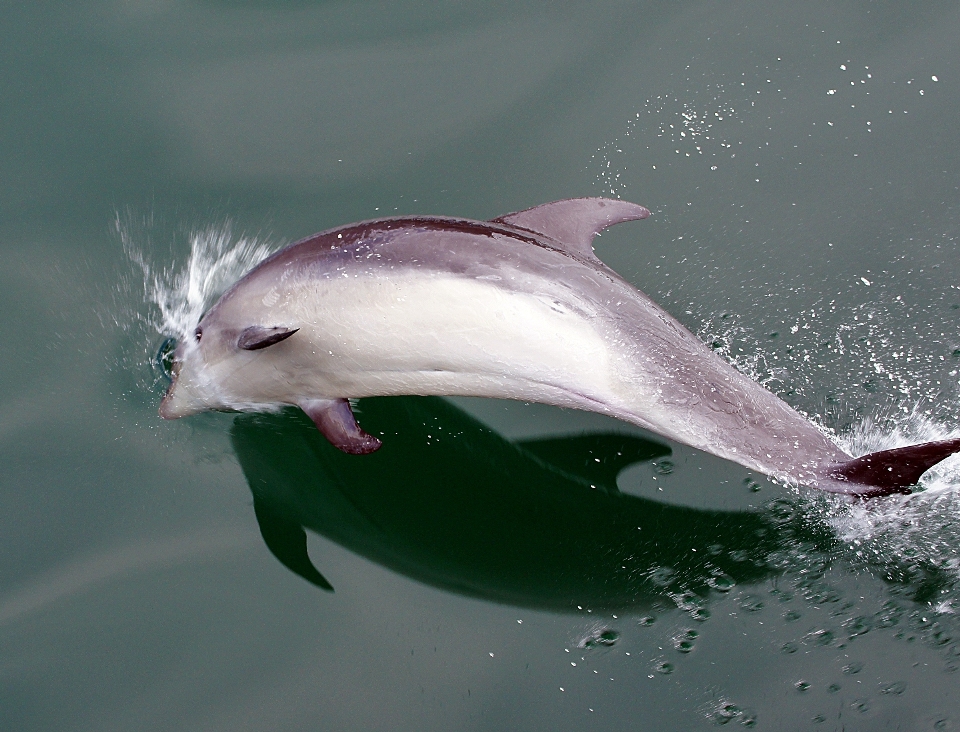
[194,326,203,342]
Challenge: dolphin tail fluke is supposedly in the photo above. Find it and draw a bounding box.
[253,496,334,591]
[825,438,960,497]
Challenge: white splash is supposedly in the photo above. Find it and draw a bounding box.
[120,216,276,340]
[699,305,960,585]
[590,77,755,197]
[836,408,960,492]
[826,408,960,585]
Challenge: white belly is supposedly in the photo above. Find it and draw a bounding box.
[271,273,638,410]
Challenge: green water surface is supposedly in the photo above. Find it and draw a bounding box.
[3,2,960,730]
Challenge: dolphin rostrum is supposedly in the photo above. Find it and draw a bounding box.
[160,198,960,497]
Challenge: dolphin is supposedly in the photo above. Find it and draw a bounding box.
[160,197,960,497]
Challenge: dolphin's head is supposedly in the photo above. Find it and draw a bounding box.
[159,300,300,420]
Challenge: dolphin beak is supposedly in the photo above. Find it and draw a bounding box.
[160,381,186,419]
[159,354,205,419]
[160,357,185,419]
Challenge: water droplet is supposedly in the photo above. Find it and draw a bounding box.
[674,628,699,653]
[808,628,836,647]
[795,680,811,692]
[784,611,802,622]
[691,607,712,621]
[773,589,794,603]
[767,499,796,522]
[583,629,620,648]
[656,661,674,675]
[842,662,863,675]
[781,641,799,654]
[713,702,742,725]
[708,574,736,592]
[827,683,842,693]
[653,459,675,475]
[930,628,952,647]
[648,566,676,587]
[638,615,656,627]
[880,681,906,695]
[875,603,902,628]
[845,616,872,637]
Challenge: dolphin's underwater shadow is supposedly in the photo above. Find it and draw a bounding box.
[231,397,817,611]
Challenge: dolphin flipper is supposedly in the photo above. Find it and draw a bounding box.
[299,398,383,454]
[492,198,650,260]
[238,325,299,350]
[253,496,333,591]
[826,438,960,497]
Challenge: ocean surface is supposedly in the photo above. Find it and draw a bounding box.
[2,2,960,729]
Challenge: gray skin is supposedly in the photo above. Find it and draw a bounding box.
[160,198,960,496]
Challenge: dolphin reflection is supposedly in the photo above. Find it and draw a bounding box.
[231,397,809,611]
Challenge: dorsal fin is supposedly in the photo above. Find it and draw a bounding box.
[491,198,650,260]
[827,437,960,497]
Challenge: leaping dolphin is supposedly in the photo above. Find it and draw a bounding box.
[159,198,960,497]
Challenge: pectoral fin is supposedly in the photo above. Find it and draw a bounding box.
[238,325,299,350]
[299,398,383,454]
